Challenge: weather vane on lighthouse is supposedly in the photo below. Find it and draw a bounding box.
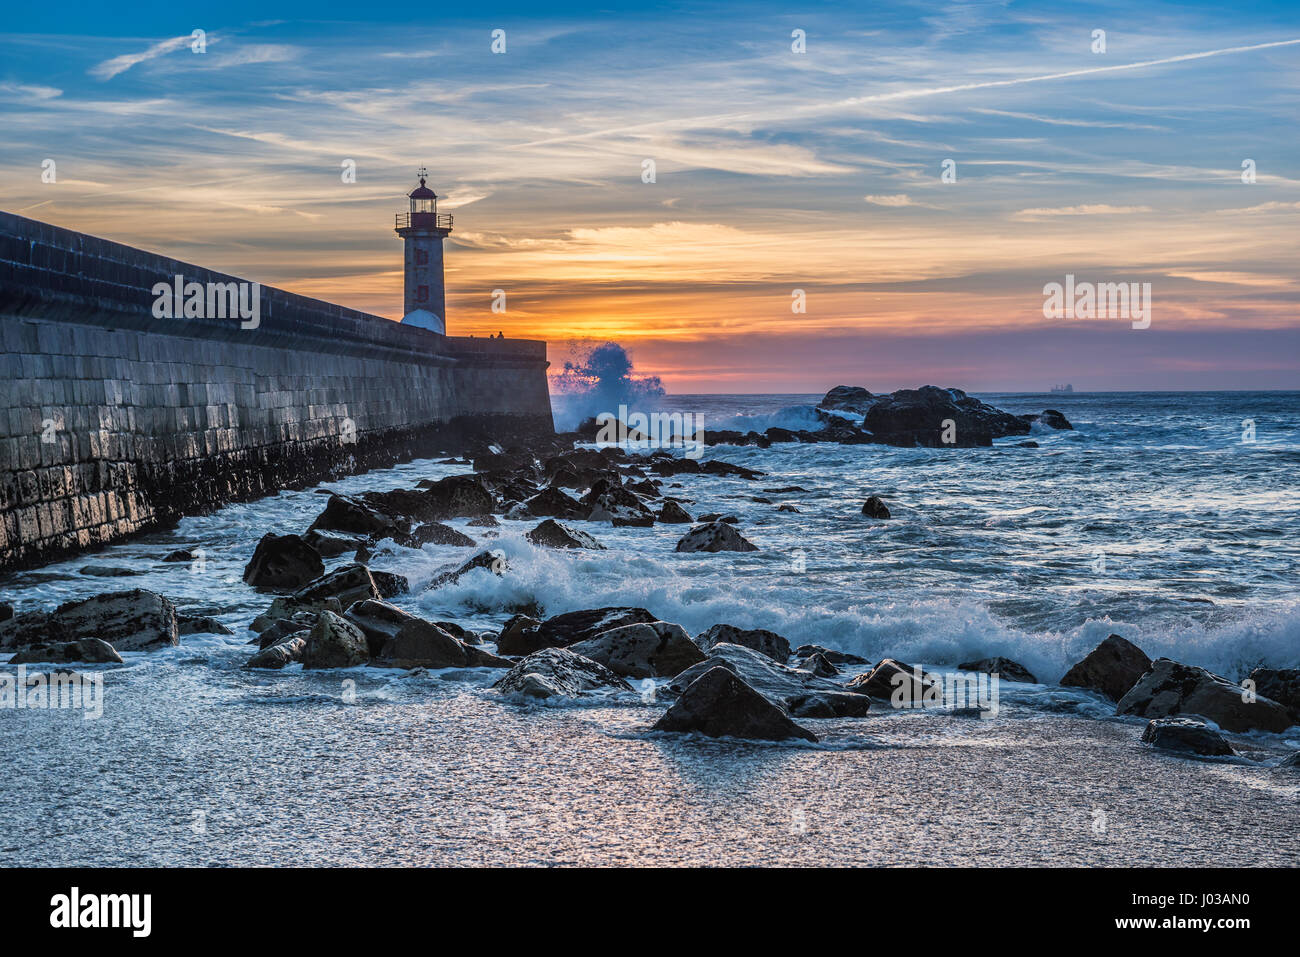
[395,165,452,335]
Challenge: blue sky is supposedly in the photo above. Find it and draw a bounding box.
[2,1,1297,391]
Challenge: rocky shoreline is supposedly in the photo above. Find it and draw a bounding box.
[2,385,1297,766]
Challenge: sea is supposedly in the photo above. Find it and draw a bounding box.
[1,390,1297,865]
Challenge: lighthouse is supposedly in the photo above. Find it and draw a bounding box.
[395,168,453,335]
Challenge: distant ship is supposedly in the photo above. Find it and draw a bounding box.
[1050,384,1074,394]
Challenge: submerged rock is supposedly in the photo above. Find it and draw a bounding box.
[1060,634,1152,702]
[793,644,868,666]
[958,656,1038,684]
[861,496,891,520]
[495,606,657,656]
[10,638,123,664]
[1141,717,1234,756]
[653,666,818,742]
[569,621,706,678]
[1117,658,1293,733]
[176,614,235,636]
[301,611,370,669]
[1018,409,1074,430]
[242,533,325,589]
[399,523,477,548]
[525,519,606,550]
[79,565,139,578]
[675,521,759,553]
[668,643,871,718]
[494,647,633,699]
[695,623,791,662]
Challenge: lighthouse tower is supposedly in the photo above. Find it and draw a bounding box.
[395,168,453,335]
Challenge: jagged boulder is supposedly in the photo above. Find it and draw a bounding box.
[583,479,655,527]
[569,621,706,678]
[1117,659,1293,733]
[0,589,179,653]
[1060,634,1152,701]
[668,642,870,718]
[653,666,818,742]
[695,623,791,662]
[494,647,633,699]
[496,606,657,657]
[254,618,313,650]
[242,533,325,589]
[846,658,936,706]
[796,652,838,677]
[861,496,891,519]
[1019,409,1074,430]
[863,385,1027,447]
[309,493,408,538]
[10,638,123,664]
[176,614,234,636]
[399,523,476,548]
[958,656,1038,684]
[658,500,693,523]
[301,611,370,669]
[675,521,758,553]
[245,635,307,670]
[521,487,587,520]
[417,474,495,519]
[250,596,343,634]
[370,570,409,599]
[526,519,605,550]
[1141,717,1234,756]
[793,644,868,666]
[291,564,380,612]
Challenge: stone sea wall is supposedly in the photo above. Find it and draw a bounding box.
[0,211,553,572]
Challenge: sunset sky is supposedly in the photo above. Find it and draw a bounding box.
[1,1,1297,392]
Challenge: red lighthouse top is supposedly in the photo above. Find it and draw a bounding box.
[396,167,452,232]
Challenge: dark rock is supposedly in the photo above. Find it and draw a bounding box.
[863,385,1027,447]
[700,460,764,479]
[675,521,759,553]
[467,515,500,528]
[428,550,507,589]
[668,642,871,718]
[521,486,587,520]
[1278,752,1300,770]
[793,644,868,666]
[176,614,234,636]
[245,634,307,669]
[10,638,123,664]
[818,385,877,415]
[1141,717,1234,756]
[582,479,655,526]
[250,596,343,634]
[796,652,839,678]
[846,658,936,705]
[0,589,179,653]
[161,549,193,563]
[303,529,368,558]
[861,496,891,519]
[526,519,606,550]
[301,611,370,669]
[569,621,706,678]
[653,666,818,742]
[255,618,313,649]
[657,500,693,524]
[777,504,800,513]
[399,523,476,548]
[1060,634,1152,701]
[1019,409,1074,430]
[494,647,633,699]
[695,623,791,662]
[291,564,380,611]
[1249,668,1300,721]
[242,533,325,589]
[309,493,408,539]
[958,656,1038,684]
[370,570,409,599]
[1117,658,1293,733]
[416,474,495,519]
[1017,441,1039,448]
[495,606,658,657]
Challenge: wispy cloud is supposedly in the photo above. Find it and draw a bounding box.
[89,35,193,80]
[1014,204,1155,219]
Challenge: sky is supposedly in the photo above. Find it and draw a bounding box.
[1,1,1297,393]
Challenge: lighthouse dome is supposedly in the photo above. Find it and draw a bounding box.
[408,180,437,200]
[400,309,445,335]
